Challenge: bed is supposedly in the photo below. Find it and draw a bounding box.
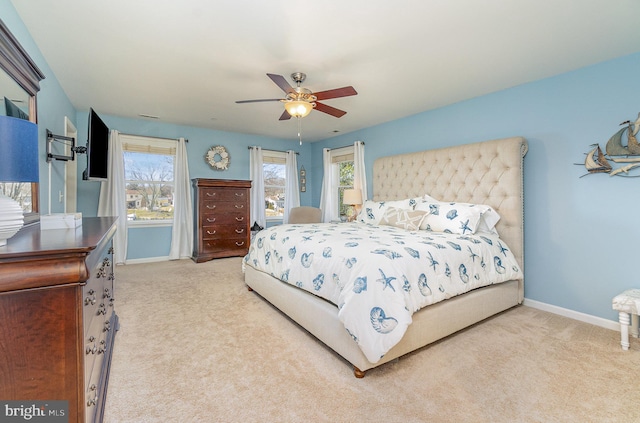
[243,136,528,377]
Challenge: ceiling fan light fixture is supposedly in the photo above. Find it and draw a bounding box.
[284,100,314,118]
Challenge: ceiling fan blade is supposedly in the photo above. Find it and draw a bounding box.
[315,102,347,118]
[267,73,295,94]
[314,86,357,101]
[236,98,283,104]
[279,110,292,121]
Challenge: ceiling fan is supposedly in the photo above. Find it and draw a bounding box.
[236,72,357,120]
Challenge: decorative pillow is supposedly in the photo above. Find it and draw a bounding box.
[380,207,428,231]
[357,198,413,224]
[407,196,423,209]
[414,200,500,234]
[475,208,501,234]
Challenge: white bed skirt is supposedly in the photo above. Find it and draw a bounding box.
[245,264,521,374]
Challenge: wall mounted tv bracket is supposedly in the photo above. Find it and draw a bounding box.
[46,129,86,162]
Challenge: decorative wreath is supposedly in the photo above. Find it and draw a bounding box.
[205,145,230,170]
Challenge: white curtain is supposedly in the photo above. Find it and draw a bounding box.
[319,148,338,222]
[249,146,266,229]
[283,150,300,223]
[354,141,368,203]
[97,129,127,264]
[169,138,193,260]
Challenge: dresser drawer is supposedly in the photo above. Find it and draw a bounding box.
[200,188,248,202]
[202,223,247,240]
[202,237,248,253]
[201,211,246,226]
[84,354,104,423]
[201,200,247,214]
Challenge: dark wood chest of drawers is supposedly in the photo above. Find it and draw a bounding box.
[0,217,118,423]
[192,179,251,263]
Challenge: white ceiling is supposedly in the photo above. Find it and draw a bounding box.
[11,0,640,142]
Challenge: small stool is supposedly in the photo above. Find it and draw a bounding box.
[612,289,640,350]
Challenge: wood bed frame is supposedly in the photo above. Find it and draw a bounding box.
[244,136,528,377]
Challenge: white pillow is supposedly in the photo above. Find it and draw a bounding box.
[357,198,413,224]
[380,207,428,231]
[414,200,500,234]
[476,208,500,234]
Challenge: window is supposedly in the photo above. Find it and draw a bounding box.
[0,183,33,212]
[263,151,286,220]
[338,161,355,216]
[122,135,175,225]
[330,146,355,217]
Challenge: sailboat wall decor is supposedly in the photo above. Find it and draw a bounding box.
[577,113,640,178]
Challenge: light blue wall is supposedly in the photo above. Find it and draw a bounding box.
[311,52,640,323]
[5,0,639,323]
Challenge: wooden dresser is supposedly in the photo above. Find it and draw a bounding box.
[0,217,118,423]
[192,179,251,263]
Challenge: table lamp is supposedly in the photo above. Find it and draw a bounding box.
[0,115,39,246]
[343,188,362,222]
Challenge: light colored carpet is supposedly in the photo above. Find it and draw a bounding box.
[104,258,640,423]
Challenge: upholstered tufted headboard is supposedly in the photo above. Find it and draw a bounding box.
[372,137,528,271]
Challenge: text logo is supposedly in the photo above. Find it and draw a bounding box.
[0,401,68,423]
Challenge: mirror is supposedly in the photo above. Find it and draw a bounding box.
[0,17,45,225]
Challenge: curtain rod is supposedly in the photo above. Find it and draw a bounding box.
[119,132,188,142]
[327,141,365,151]
[248,146,298,155]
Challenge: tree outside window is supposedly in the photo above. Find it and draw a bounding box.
[124,151,174,221]
[0,182,33,212]
[264,162,285,219]
[338,160,354,217]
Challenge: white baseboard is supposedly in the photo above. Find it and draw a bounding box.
[122,256,170,265]
[523,298,620,332]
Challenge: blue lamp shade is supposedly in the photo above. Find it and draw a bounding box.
[0,115,39,182]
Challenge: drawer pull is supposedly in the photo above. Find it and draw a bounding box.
[206,192,217,197]
[235,217,244,222]
[96,267,107,279]
[236,241,245,247]
[235,192,244,197]
[87,385,97,407]
[87,394,97,407]
[235,229,245,234]
[235,204,244,209]
[86,289,96,305]
[206,230,217,235]
[206,217,216,223]
[206,204,217,210]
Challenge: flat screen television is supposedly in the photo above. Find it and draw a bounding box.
[84,108,109,181]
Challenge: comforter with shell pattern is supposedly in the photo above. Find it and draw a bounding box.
[243,222,521,363]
